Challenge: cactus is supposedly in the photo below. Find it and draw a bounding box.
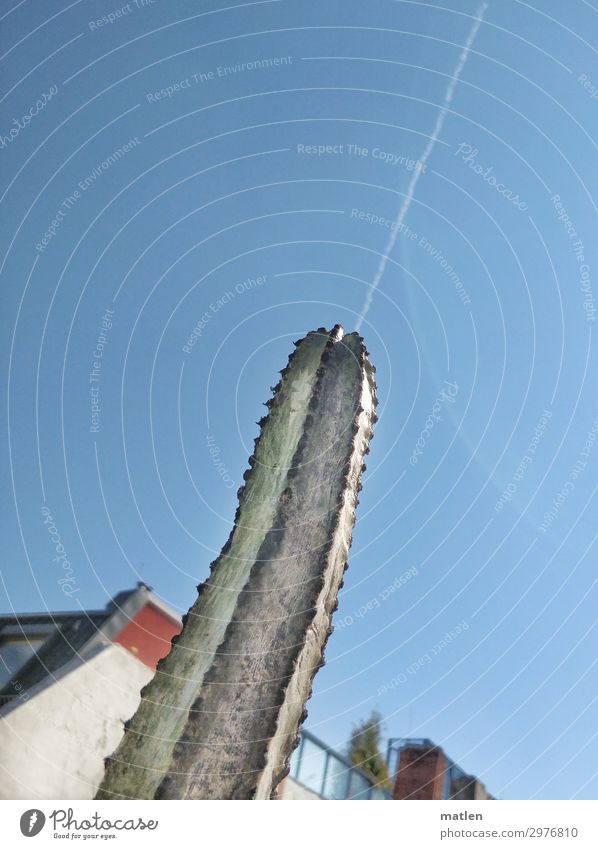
[96,325,377,800]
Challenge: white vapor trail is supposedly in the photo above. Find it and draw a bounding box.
[355,2,488,331]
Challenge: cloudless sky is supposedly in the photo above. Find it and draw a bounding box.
[1,0,598,800]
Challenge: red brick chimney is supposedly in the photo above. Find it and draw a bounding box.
[392,743,447,800]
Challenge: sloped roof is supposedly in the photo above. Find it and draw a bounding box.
[0,583,162,698]
[0,611,110,696]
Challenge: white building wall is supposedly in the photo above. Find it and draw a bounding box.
[0,642,152,799]
[279,776,321,800]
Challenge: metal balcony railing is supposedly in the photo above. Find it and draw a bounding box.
[289,729,391,800]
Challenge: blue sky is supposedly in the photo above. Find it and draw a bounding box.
[1,0,598,800]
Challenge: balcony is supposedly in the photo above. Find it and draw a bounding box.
[288,729,391,800]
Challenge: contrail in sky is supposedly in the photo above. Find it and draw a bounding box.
[355,2,488,331]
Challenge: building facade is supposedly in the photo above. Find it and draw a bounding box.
[0,588,493,800]
[388,738,494,800]
[0,584,181,799]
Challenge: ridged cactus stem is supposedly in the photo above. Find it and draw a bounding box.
[96,326,377,800]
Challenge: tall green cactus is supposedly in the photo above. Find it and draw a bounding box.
[96,325,377,800]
